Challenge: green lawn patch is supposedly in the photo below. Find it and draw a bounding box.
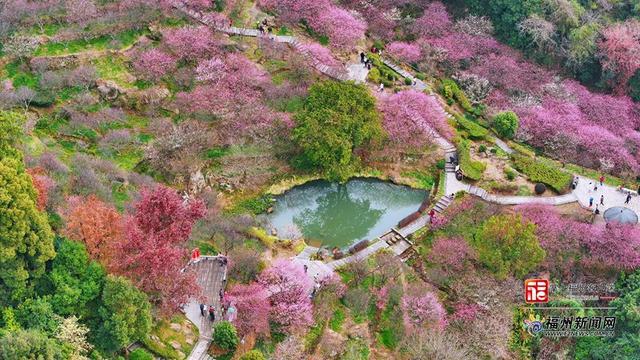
[456,114,489,139]
[92,55,135,88]
[457,139,486,181]
[329,307,346,332]
[304,322,325,352]
[511,154,572,193]
[35,28,145,56]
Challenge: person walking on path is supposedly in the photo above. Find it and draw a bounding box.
[594,183,598,191]
[360,52,365,63]
[379,83,384,92]
[209,305,215,322]
[200,303,206,317]
[599,176,604,186]
[600,195,604,206]
[303,264,308,273]
[626,193,632,204]
[589,196,594,207]
[588,182,593,193]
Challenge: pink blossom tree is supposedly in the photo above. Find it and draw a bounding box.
[413,2,452,38]
[581,223,640,273]
[599,20,640,94]
[225,283,271,337]
[401,288,447,331]
[163,26,218,62]
[133,49,176,81]
[427,236,475,273]
[307,7,366,49]
[450,302,481,323]
[378,90,452,150]
[112,185,206,315]
[298,43,341,67]
[385,42,422,63]
[258,259,313,332]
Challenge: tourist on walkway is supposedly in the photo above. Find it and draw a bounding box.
[594,183,598,191]
[589,196,594,207]
[219,288,224,302]
[600,175,604,186]
[360,52,365,63]
[626,193,632,204]
[600,195,604,206]
[594,205,600,215]
[303,264,308,273]
[200,303,206,317]
[588,182,593,193]
[379,83,384,92]
[209,306,215,322]
[258,25,265,35]
[366,60,372,70]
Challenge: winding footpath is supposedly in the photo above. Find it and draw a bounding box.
[170,7,640,357]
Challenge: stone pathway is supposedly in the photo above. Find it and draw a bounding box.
[182,256,227,360]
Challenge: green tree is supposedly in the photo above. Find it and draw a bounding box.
[239,350,266,360]
[0,111,55,305]
[472,214,544,279]
[40,238,105,317]
[292,81,383,181]
[212,321,239,352]
[0,329,64,360]
[493,111,519,139]
[15,296,60,335]
[129,348,153,360]
[95,276,152,354]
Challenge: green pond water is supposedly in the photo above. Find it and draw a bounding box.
[265,178,428,249]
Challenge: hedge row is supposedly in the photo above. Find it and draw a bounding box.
[457,139,486,181]
[456,114,489,139]
[511,154,572,193]
[442,79,472,112]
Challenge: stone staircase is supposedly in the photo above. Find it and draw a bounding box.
[468,185,490,199]
[432,195,453,213]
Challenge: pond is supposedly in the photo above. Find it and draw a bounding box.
[265,178,428,249]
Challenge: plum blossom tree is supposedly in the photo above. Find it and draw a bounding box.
[378,90,451,150]
[133,49,176,81]
[298,43,341,67]
[427,236,475,273]
[258,259,313,332]
[225,283,271,337]
[163,26,218,62]
[401,288,447,331]
[413,2,451,38]
[113,185,206,315]
[307,7,366,49]
[26,167,53,211]
[385,42,421,63]
[63,195,124,270]
[599,20,640,94]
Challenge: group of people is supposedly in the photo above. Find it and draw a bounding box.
[359,52,373,70]
[584,175,638,211]
[199,288,230,322]
[257,18,273,35]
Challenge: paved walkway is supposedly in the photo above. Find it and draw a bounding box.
[573,176,640,215]
[183,256,227,360]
